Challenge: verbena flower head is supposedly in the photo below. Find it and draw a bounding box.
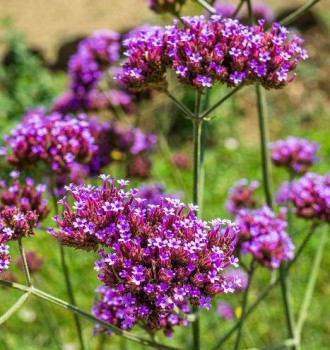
[235,206,294,269]
[171,152,191,169]
[0,243,10,274]
[275,181,291,205]
[217,300,234,320]
[0,206,38,241]
[118,15,308,91]
[137,182,182,208]
[69,30,120,97]
[146,0,186,14]
[4,110,97,174]
[0,174,50,221]
[213,1,236,18]
[226,179,259,215]
[223,268,248,292]
[270,137,319,174]
[288,172,330,222]
[87,120,157,177]
[51,175,239,334]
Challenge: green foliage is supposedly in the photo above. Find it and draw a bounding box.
[0,19,58,121]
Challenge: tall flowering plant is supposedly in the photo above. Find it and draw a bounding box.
[0,1,326,350]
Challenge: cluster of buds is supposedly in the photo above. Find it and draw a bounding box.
[213,1,274,25]
[270,137,319,175]
[4,110,97,174]
[226,179,259,215]
[235,206,294,269]
[287,173,330,222]
[0,174,50,222]
[51,175,239,335]
[118,15,308,91]
[52,30,138,115]
[146,0,186,14]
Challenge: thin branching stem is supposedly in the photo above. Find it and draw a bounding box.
[18,238,32,286]
[195,0,216,14]
[279,0,321,27]
[211,222,319,350]
[0,292,31,325]
[192,90,203,350]
[295,226,328,342]
[0,280,184,350]
[200,86,242,120]
[234,263,255,350]
[233,0,245,18]
[49,174,87,350]
[164,90,195,119]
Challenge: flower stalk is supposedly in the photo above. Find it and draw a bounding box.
[49,174,87,350]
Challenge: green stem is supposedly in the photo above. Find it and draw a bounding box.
[295,225,328,342]
[195,0,216,14]
[244,338,297,350]
[18,238,32,286]
[279,0,321,27]
[49,175,87,350]
[0,280,184,350]
[255,84,273,208]
[234,264,255,350]
[287,223,319,271]
[212,222,319,349]
[255,81,296,347]
[164,90,195,119]
[279,266,296,349]
[0,292,31,325]
[201,86,242,120]
[192,91,203,350]
[233,0,245,18]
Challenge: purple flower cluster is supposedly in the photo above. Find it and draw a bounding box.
[270,137,319,174]
[217,300,234,320]
[4,110,97,174]
[223,268,248,292]
[287,173,330,222]
[146,0,186,14]
[87,121,157,177]
[118,15,308,91]
[0,175,50,222]
[226,179,259,215]
[235,206,294,269]
[69,30,120,97]
[0,241,10,274]
[52,30,139,115]
[92,285,188,337]
[51,175,239,334]
[0,206,38,241]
